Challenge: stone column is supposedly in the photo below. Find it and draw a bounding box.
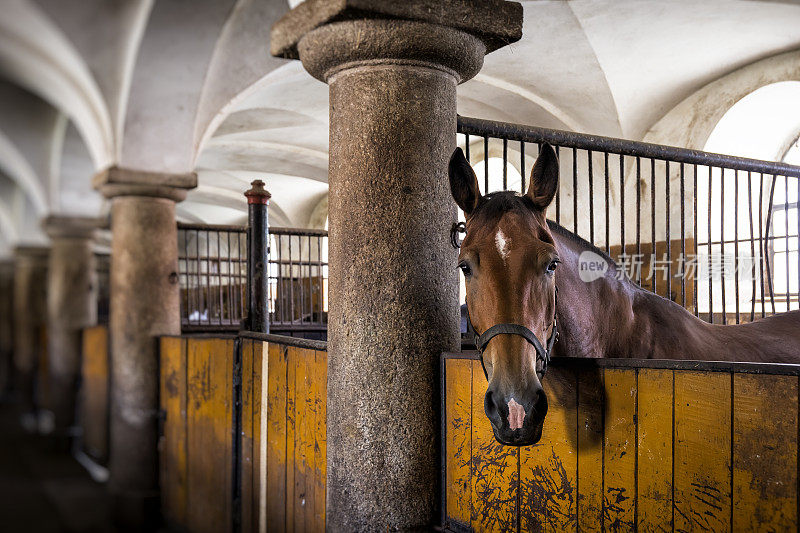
[271,3,522,529]
[42,216,99,437]
[93,168,195,527]
[13,246,49,419]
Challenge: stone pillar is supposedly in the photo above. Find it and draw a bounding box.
[12,246,49,418]
[271,2,522,529]
[93,168,195,527]
[42,216,99,436]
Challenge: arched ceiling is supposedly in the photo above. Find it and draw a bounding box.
[0,0,799,255]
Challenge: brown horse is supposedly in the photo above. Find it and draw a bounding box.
[449,144,800,446]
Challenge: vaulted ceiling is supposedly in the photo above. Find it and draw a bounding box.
[0,0,798,256]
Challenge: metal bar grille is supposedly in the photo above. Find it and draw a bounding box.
[457,115,800,324]
[177,224,328,333]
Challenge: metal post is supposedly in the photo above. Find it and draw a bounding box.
[245,180,271,333]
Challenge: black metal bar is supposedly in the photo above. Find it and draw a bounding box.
[765,175,777,314]
[651,158,657,295]
[604,151,610,255]
[666,161,671,300]
[720,167,726,320]
[573,148,578,234]
[457,115,800,178]
[785,176,791,309]
[759,172,766,318]
[734,171,740,324]
[555,145,561,225]
[178,222,246,232]
[589,150,594,243]
[245,180,271,333]
[520,141,525,193]
[693,164,699,317]
[502,137,508,190]
[708,167,713,323]
[620,154,625,272]
[484,136,489,193]
[637,157,642,286]
[748,172,757,322]
[680,163,685,308]
[239,331,328,352]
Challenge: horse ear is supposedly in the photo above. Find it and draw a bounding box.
[526,143,559,210]
[449,147,482,215]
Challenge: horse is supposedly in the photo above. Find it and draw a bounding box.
[449,143,800,446]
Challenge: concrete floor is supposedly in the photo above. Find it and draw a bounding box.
[0,402,113,533]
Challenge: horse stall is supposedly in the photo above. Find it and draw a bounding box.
[158,333,327,533]
[442,352,799,532]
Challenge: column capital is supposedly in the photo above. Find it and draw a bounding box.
[93,166,197,202]
[41,215,103,240]
[270,0,522,83]
[14,245,50,266]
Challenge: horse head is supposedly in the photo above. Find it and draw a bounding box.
[449,144,560,446]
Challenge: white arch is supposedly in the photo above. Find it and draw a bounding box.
[0,131,47,213]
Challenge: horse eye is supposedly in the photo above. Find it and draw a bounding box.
[458,261,472,277]
[546,259,560,274]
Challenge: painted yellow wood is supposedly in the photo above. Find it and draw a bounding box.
[266,343,287,532]
[733,373,797,531]
[577,367,604,532]
[520,366,578,532]
[294,347,313,532]
[470,359,518,532]
[241,339,255,533]
[603,369,636,532]
[285,345,296,533]
[159,336,187,528]
[637,369,673,532]
[311,349,327,532]
[81,325,109,462]
[186,338,233,533]
[252,341,263,533]
[674,371,731,532]
[445,358,473,528]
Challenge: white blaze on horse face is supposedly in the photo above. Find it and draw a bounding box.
[495,229,510,264]
[507,397,526,430]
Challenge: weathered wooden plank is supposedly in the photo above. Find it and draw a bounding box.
[241,339,255,533]
[266,342,287,532]
[311,349,327,533]
[674,371,731,532]
[520,366,578,533]
[733,373,797,531]
[285,345,296,533]
[636,369,673,532]
[577,366,604,532]
[159,336,187,528]
[445,358,472,528]
[186,338,233,533]
[252,341,264,533]
[294,347,313,532]
[603,368,636,532]
[81,326,109,462]
[470,359,518,532]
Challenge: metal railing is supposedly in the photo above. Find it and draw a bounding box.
[457,115,800,324]
[177,222,328,335]
[95,253,110,324]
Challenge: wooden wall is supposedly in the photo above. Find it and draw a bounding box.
[158,335,326,533]
[80,325,109,463]
[444,355,799,533]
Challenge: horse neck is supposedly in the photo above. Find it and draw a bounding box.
[552,232,712,359]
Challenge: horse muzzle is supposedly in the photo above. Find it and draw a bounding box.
[484,386,548,446]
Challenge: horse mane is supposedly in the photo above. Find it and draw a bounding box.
[546,220,618,268]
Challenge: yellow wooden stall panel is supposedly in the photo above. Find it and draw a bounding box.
[470,359,518,532]
[293,346,312,532]
[241,339,255,533]
[577,366,604,532]
[674,371,731,532]
[186,337,234,533]
[520,366,578,532]
[603,368,637,532]
[311,349,327,533]
[445,358,473,528]
[733,373,797,531]
[81,325,109,462]
[266,343,287,532]
[285,345,296,533]
[252,342,264,533]
[637,369,673,532]
[159,336,187,529]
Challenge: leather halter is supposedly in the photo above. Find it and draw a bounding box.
[453,221,559,381]
[467,287,559,381]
